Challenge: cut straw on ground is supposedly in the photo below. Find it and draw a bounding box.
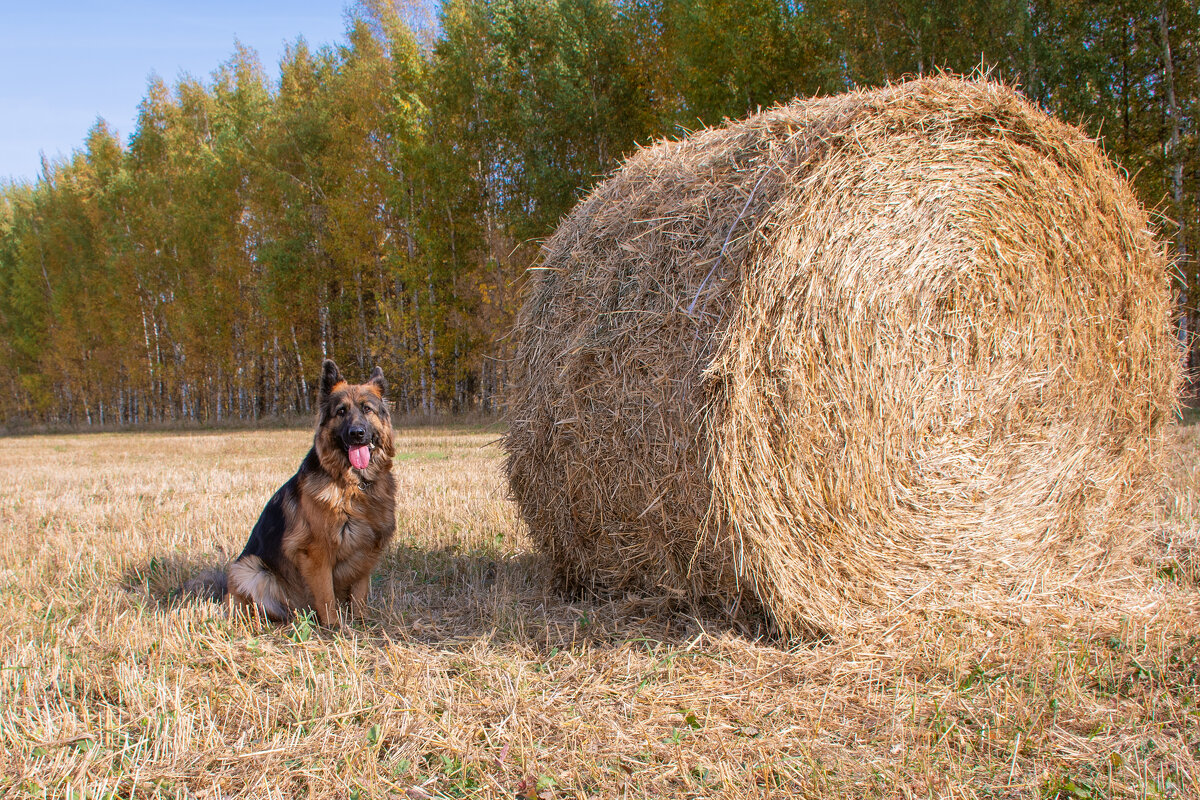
[0,425,1197,798]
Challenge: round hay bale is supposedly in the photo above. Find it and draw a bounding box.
[503,76,1181,637]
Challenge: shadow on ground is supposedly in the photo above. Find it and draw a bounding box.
[120,550,233,609]
[121,541,772,649]
[372,542,741,651]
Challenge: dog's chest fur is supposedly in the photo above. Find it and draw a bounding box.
[302,474,391,555]
[337,513,380,558]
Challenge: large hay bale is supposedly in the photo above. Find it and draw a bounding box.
[503,77,1180,637]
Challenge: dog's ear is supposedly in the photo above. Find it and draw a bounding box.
[319,359,343,403]
[367,366,386,396]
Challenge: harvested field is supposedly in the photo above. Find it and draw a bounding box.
[0,424,1197,798]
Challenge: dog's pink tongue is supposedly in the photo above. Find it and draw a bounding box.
[348,445,370,470]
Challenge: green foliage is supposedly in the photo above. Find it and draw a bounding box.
[289,610,317,642]
[0,0,1196,426]
[659,0,842,124]
[1042,772,1099,799]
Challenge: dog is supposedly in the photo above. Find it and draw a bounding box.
[225,359,396,626]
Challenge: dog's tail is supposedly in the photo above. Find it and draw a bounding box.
[182,567,228,602]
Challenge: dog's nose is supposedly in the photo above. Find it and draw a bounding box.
[348,426,368,444]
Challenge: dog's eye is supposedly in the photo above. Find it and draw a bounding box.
[364,406,374,415]
[336,407,346,416]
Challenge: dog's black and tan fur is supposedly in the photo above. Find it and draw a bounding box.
[227,359,396,626]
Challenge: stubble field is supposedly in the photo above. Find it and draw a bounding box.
[0,423,1198,799]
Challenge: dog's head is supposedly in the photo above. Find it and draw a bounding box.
[315,359,394,477]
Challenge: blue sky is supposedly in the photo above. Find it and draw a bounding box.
[0,1,354,183]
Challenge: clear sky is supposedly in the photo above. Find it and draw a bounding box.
[0,1,354,183]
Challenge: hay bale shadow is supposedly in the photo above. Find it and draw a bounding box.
[371,542,773,650]
[119,542,770,650]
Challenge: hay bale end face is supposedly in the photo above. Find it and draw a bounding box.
[503,77,1180,637]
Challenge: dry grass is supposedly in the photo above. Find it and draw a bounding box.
[0,423,1197,799]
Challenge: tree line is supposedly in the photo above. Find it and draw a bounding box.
[0,0,1196,427]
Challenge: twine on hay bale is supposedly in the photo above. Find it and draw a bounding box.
[503,76,1182,638]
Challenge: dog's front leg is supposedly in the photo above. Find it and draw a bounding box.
[297,549,338,627]
[347,574,371,619]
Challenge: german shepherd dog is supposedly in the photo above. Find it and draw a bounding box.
[226,359,396,626]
